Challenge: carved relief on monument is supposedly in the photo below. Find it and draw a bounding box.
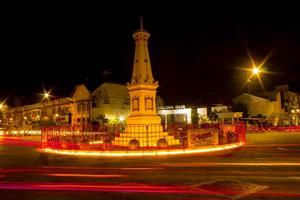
[132,97,139,112]
[145,97,154,111]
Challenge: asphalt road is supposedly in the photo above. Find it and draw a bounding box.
[0,133,300,200]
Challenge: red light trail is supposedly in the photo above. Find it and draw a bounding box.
[0,182,298,197]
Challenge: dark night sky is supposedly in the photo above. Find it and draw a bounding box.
[1,3,300,106]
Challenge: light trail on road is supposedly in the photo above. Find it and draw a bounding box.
[43,174,127,178]
[0,182,213,194]
[0,182,299,197]
[42,166,165,170]
[154,162,300,167]
[0,137,40,147]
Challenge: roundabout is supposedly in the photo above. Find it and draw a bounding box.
[40,19,246,158]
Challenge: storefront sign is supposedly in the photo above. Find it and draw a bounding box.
[187,129,218,147]
[158,105,186,110]
[57,115,69,122]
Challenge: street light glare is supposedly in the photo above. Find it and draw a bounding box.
[252,67,260,75]
[44,92,50,100]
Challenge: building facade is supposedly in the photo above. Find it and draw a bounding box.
[157,104,232,126]
[233,93,282,119]
[233,85,300,125]
[92,83,130,124]
[2,84,91,131]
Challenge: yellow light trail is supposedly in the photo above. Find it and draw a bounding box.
[42,143,242,157]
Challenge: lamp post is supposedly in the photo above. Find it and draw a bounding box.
[297,109,300,125]
[291,109,300,125]
[41,91,51,127]
[0,103,5,125]
[247,67,260,118]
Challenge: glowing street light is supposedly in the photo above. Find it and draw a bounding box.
[247,66,262,118]
[44,92,50,100]
[0,103,7,111]
[40,87,52,101]
[252,67,260,75]
[234,49,273,118]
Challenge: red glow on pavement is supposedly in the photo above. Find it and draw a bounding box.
[0,137,40,147]
[0,182,214,194]
[42,166,165,170]
[245,144,300,147]
[0,182,298,197]
[0,167,165,175]
[154,162,300,167]
[44,173,127,178]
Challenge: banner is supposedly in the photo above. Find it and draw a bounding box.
[187,129,218,147]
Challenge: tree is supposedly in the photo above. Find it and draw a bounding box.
[209,111,218,121]
[191,108,199,124]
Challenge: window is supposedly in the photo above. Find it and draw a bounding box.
[82,104,86,112]
[104,96,109,104]
[132,97,139,112]
[145,97,153,111]
[125,97,130,105]
[77,104,81,112]
[77,118,81,122]
[87,103,91,112]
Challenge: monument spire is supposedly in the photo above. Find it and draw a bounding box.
[140,15,144,31]
[113,17,180,148]
[131,17,155,84]
[126,17,160,124]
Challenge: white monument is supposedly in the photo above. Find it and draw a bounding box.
[113,17,180,148]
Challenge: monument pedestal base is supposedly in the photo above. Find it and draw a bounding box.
[126,115,162,126]
[112,116,180,147]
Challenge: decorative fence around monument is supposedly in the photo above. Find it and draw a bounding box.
[41,123,246,151]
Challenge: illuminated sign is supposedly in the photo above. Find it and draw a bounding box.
[187,129,218,147]
[158,105,186,110]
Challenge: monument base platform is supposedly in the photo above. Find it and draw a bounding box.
[112,131,180,147]
[126,115,162,125]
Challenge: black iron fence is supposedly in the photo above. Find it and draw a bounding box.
[41,123,246,151]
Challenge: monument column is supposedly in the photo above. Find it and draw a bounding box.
[113,17,180,147]
[126,17,161,125]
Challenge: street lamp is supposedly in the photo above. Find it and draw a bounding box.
[252,67,260,75]
[0,103,7,125]
[43,91,51,101]
[44,93,49,100]
[247,66,260,118]
[40,90,51,127]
